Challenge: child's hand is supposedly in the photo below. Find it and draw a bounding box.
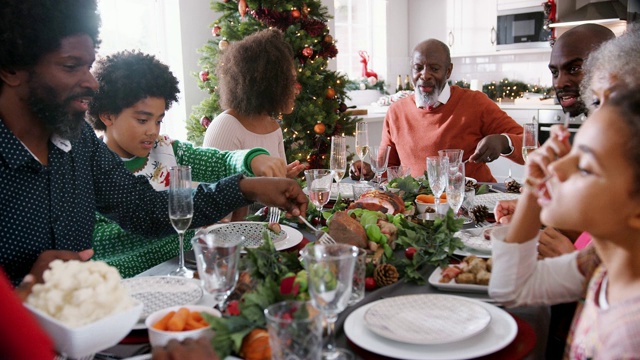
[523,125,572,192]
[239,177,308,217]
[494,199,518,224]
[250,154,287,178]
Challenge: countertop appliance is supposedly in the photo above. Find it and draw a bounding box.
[497,5,552,50]
[538,109,586,144]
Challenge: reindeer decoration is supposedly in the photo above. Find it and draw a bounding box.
[358,50,378,80]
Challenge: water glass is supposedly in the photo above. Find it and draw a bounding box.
[369,145,390,188]
[265,301,322,360]
[387,165,411,182]
[438,149,464,166]
[352,183,374,200]
[190,232,243,310]
[348,248,367,306]
[522,122,538,162]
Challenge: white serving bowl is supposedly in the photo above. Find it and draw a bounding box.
[25,301,143,358]
[145,305,221,347]
[415,200,449,215]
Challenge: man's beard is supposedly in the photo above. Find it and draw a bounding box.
[27,73,91,140]
[419,87,441,108]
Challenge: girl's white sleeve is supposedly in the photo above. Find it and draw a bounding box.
[488,225,585,307]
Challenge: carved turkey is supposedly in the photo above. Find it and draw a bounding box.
[348,190,405,215]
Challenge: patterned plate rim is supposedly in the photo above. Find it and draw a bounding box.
[121,276,203,320]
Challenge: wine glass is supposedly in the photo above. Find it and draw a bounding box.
[426,156,448,217]
[304,169,334,213]
[168,165,194,278]
[369,145,390,189]
[522,122,538,162]
[447,162,466,218]
[438,149,464,166]
[301,244,358,360]
[330,135,347,196]
[190,232,242,310]
[354,122,369,183]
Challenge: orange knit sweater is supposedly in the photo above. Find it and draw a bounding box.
[380,86,524,182]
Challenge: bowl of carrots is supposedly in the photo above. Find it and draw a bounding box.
[145,305,221,347]
[415,193,449,214]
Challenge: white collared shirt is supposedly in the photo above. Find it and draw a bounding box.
[415,82,451,109]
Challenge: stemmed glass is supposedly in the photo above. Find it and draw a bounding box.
[354,122,369,183]
[522,122,538,162]
[301,244,359,360]
[190,232,243,310]
[330,135,347,196]
[438,149,464,166]
[447,162,466,218]
[168,165,194,278]
[426,156,448,217]
[305,169,334,213]
[369,145,390,189]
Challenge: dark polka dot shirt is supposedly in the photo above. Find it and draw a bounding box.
[0,120,251,286]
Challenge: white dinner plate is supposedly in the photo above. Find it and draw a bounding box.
[345,296,517,360]
[473,192,520,213]
[202,222,303,251]
[121,276,203,329]
[363,294,491,345]
[455,228,493,253]
[428,266,489,294]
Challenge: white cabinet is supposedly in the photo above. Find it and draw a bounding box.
[447,0,497,57]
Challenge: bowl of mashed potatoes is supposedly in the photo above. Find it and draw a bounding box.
[24,260,143,358]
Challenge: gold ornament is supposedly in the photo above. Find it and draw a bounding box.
[325,87,336,99]
[313,122,326,134]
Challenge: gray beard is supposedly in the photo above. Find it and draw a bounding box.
[419,88,441,108]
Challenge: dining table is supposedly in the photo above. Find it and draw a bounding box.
[103,181,550,360]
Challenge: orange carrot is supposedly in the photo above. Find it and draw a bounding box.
[167,307,190,331]
[190,311,204,322]
[152,310,176,331]
[416,194,435,203]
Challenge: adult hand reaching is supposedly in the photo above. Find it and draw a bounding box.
[349,160,375,180]
[286,160,306,179]
[239,177,308,217]
[469,134,509,163]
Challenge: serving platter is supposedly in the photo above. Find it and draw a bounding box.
[428,266,489,294]
[345,296,517,360]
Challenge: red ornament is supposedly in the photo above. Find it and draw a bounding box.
[200,115,211,129]
[314,122,326,134]
[238,0,248,18]
[212,25,221,37]
[302,46,313,57]
[294,82,302,92]
[291,8,301,19]
[325,87,336,99]
[323,34,333,43]
[199,70,209,82]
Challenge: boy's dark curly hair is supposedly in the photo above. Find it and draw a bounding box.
[87,50,180,131]
[217,29,296,117]
[0,0,101,90]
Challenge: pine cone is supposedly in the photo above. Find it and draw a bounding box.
[470,205,489,223]
[505,179,522,193]
[373,264,399,287]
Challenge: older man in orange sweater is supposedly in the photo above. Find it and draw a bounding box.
[352,39,524,182]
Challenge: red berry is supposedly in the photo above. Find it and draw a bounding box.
[226,300,240,316]
[365,277,377,291]
[405,247,417,260]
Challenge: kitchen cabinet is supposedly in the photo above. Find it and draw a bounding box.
[446,0,497,57]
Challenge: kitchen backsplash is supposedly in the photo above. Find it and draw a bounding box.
[450,50,553,89]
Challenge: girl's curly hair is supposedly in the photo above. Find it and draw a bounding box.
[216,29,296,117]
[87,50,180,131]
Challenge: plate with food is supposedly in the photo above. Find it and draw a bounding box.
[473,192,520,213]
[202,221,303,251]
[455,227,495,253]
[428,258,492,294]
[121,276,204,329]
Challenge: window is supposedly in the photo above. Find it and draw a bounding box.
[334,0,374,79]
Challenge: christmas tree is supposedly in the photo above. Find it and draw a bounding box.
[186,0,358,169]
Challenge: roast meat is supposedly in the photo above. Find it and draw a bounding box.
[327,211,368,248]
[348,190,405,215]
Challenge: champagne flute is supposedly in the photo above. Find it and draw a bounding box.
[168,165,194,278]
[426,156,448,217]
[305,169,334,213]
[301,244,358,360]
[330,135,347,196]
[522,122,538,162]
[447,162,466,218]
[369,145,390,189]
[354,122,369,183]
[190,232,242,310]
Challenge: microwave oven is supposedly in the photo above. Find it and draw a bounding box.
[496,6,552,50]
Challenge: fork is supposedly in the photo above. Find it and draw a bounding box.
[268,207,281,224]
[297,215,336,244]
